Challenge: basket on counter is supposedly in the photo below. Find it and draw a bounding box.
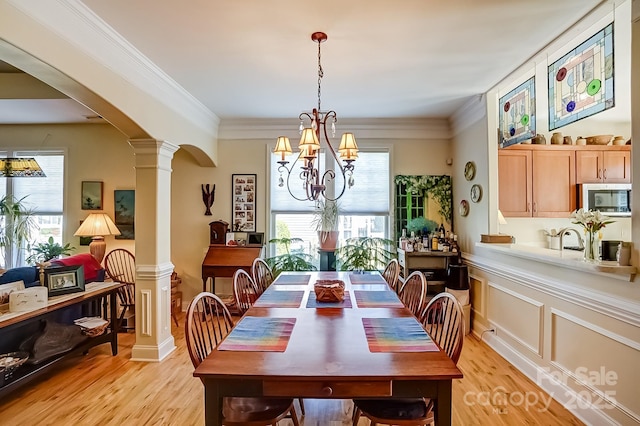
[74,317,109,337]
[314,280,345,302]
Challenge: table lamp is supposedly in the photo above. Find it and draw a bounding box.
[74,212,121,263]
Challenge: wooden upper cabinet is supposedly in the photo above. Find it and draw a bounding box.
[498,146,576,218]
[498,150,532,217]
[532,150,576,217]
[576,147,631,183]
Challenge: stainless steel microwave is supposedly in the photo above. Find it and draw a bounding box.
[580,183,632,216]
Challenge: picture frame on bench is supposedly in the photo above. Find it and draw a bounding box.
[44,265,85,297]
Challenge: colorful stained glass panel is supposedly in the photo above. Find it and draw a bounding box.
[548,23,614,131]
[499,76,535,148]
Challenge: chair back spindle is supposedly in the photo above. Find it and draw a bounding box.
[233,269,260,315]
[251,258,274,295]
[399,271,426,318]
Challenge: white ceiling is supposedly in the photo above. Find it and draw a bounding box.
[0,0,604,124]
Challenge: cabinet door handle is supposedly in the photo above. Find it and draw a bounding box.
[533,202,537,213]
[603,169,607,180]
[598,168,603,179]
[527,202,531,212]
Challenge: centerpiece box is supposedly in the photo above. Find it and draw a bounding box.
[314,280,345,302]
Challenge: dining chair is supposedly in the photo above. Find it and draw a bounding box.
[398,271,426,318]
[185,292,299,425]
[252,258,274,295]
[233,268,306,416]
[381,258,400,293]
[104,248,136,331]
[352,292,465,426]
[233,269,260,315]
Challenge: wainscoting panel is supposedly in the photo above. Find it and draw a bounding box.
[551,309,640,423]
[488,282,543,356]
[469,273,485,318]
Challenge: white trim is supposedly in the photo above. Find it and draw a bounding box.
[130,337,176,363]
[466,254,640,328]
[482,329,620,426]
[140,289,151,337]
[468,273,485,318]
[488,281,544,356]
[450,95,486,136]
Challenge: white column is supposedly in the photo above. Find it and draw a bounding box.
[129,138,179,362]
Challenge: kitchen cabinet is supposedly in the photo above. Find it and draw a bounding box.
[575,146,631,183]
[498,145,576,217]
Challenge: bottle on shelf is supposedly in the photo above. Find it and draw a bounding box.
[399,229,408,250]
[431,231,439,251]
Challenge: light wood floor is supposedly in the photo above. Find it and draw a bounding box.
[0,314,583,426]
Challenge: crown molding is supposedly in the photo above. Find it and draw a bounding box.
[7,0,219,134]
[450,95,487,136]
[218,117,451,140]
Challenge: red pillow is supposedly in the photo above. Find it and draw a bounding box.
[51,253,104,282]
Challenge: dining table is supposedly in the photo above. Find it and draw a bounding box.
[193,270,463,425]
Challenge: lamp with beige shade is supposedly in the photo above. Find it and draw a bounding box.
[74,213,121,263]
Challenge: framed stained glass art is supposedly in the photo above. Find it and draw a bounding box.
[499,76,535,148]
[548,23,614,131]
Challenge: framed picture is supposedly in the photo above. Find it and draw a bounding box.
[0,280,25,313]
[247,232,264,247]
[548,23,614,131]
[81,181,103,210]
[114,190,135,240]
[231,174,256,232]
[44,265,85,297]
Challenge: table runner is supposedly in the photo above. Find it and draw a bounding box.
[362,317,439,352]
[354,290,404,308]
[349,273,388,285]
[306,291,353,308]
[218,317,296,352]
[253,290,304,308]
[272,274,311,285]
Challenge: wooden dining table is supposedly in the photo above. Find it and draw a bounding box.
[193,271,463,425]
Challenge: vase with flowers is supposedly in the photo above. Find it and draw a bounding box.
[570,208,615,262]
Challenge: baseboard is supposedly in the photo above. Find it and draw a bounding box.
[131,336,176,362]
[479,328,620,426]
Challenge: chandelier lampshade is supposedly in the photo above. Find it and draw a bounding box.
[273,31,358,202]
[0,158,46,177]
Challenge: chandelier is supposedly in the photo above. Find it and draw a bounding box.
[0,158,45,177]
[273,31,358,202]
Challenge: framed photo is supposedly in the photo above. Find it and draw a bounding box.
[114,190,135,240]
[44,265,85,297]
[231,174,256,232]
[247,232,264,247]
[0,280,25,313]
[81,181,103,210]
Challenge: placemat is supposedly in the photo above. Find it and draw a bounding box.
[362,317,439,352]
[354,290,404,308]
[253,290,304,308]
[218,317,296,352]
[349,273,388,285]
[272,274,311,285]
[306,291,352,308]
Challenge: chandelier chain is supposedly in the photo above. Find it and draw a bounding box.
[317,39,323,112]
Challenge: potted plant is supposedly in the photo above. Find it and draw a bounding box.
[311,199,340,250]
[335,236,395,272]
[0,195,38,269]
[265,237,317,278]
[27,236,76,264]
[405,216,438,239]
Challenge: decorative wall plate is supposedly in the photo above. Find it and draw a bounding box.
[470,184,482,203]
[464,161,476,181]
[459,200,469,217]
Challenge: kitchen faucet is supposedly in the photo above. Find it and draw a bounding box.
[558,228,585,250]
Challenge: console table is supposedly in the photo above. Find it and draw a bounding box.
[0,281,123,397]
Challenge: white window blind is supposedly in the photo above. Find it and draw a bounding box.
[270,149,390,214]
[12,152,64,214]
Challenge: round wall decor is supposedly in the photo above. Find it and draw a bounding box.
[470,184,482,203]
[464,161,476,181]
[459,200,469,217]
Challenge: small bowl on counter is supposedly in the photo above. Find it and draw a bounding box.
[585,135,614,145]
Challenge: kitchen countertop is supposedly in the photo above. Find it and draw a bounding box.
[475,242,636,282]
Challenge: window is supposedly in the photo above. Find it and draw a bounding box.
[0,150,64,267]
[269,147,390,267]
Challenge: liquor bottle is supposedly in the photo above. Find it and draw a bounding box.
[431,231,439,251]
[399,229,408,250]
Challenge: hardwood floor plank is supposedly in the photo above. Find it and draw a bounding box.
[0,315,582,425]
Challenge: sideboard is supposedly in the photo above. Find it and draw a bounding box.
[0,281,123,397]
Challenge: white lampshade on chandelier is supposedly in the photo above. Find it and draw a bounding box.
[274,31,358,202]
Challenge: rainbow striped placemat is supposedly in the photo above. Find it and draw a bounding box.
[362,317,439,352]
[349,273,388,285]
[306,291,352,308]
[272,274,311,285]
[354,290,404,308]
[218,317,296,352]
[253,290,304,308]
